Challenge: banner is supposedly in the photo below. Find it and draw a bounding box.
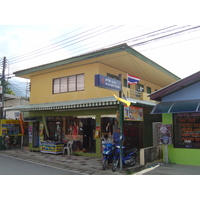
[124,106,143,121]
[158,124,172,145]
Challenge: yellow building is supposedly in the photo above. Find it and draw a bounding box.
[6,43,180,156]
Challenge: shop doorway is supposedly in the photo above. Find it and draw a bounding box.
[123,121,143,149]
[82,118,96,153]
[45,117,62,142]
[32,122,39,148]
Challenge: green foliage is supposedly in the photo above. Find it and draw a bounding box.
[4,81,15,95]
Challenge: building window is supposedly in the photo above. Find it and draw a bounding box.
[53,74,84,94]
[53,79,60,94]
[68,75,76,92]
[147,86,151,94]
[173,113,200,149]
[124,79,130,88]
[77,74,84,91]
[60,77,68,92]
[107,73,119,81]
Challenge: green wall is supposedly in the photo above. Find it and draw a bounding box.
[162,113,200,166]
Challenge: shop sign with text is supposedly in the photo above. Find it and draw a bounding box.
[94,74,121,91]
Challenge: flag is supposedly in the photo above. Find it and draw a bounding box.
[111,92,131,107]
[127,74,140,85]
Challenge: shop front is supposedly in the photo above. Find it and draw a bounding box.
[6,96,157,156]
[149,71,200,166]
[0,119,23,150]
[26,105,119,156]
[157,112,200,166]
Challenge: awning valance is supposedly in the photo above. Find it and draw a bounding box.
[5,96,156,112]
[151,99,200,114]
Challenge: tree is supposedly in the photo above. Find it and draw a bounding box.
[4,81,15,95]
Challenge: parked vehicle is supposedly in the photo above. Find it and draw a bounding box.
[112,145,137,172]
[102,143,114,170]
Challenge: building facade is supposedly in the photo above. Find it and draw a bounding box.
[5,44,180,157]
[150,71,200,166]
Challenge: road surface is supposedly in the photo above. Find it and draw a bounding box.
[0,155,84,175]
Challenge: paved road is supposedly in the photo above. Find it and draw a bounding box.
[0,155,84,175]
[134,163,200,175]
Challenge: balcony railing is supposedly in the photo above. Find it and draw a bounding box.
[122,88,152,101]
[130,89,142,99]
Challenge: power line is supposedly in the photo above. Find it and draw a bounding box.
[130,26,200,48]
[6,25,200,74]
[9,25,180,64]
[8,25,121,64]
[8,25,102,62]
[7,25,89,59]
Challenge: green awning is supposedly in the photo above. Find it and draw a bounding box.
[5,96,156,112]
[151,99,200,114]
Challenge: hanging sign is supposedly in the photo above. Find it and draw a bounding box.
[94,74,121,91]
[124,106,143,121]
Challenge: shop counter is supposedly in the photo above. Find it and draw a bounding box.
[40,142,64,154]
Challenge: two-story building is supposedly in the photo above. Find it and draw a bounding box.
[5,43,180,157]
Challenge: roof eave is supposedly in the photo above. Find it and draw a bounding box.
[14,43,129,77]
[149,71,200,101]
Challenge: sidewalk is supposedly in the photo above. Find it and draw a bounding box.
[0,148,142,175]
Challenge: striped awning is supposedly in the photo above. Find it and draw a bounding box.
[5,97,118,111]
[5,96,156,112]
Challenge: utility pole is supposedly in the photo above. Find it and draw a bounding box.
[0,57,6,119]
[118,74,123,172]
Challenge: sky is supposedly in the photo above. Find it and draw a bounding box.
[1,24,200,80]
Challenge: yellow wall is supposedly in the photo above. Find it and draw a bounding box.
[30,62,162,104]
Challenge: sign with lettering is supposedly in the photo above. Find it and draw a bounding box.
[157,124,172,145]
[94,74,121,91]
[177,113,200,143]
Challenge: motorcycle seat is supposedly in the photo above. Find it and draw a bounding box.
[124,147,137,155]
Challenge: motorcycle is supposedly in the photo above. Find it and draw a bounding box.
[112,145,137,172]
[102,143,114,170]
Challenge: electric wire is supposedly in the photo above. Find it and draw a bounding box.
[8,25,102,61]
[130,26,200,48]
[5,25,200,75]
[8,25,89,59]
[8,25,123,64]
[8,25,176,63]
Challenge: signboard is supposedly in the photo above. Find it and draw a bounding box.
[28,125,33,143]
[94,74,121,91]
[1,119,22,136]
[40,142,64,154]
[124,106,143,121]
[158,124,172,145]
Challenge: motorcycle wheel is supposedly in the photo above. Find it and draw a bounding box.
[129,156,136,167]
[112,159,119,172]
[102,159,108,170]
